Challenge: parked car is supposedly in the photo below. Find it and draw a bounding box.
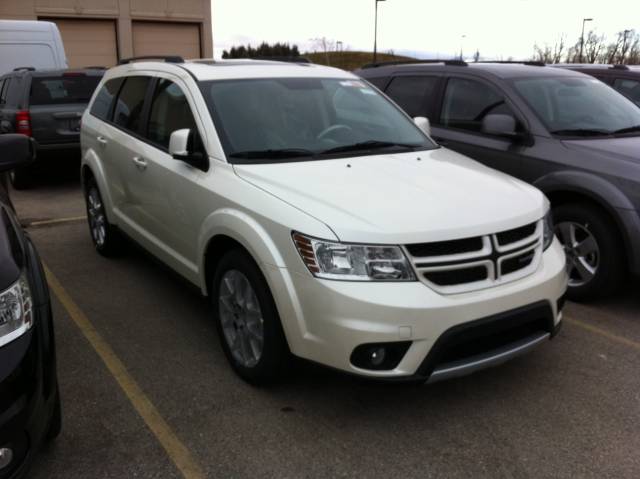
[551,64,640,107]
[0,20,67,76]
[0,134,60,478]
[81,57,566,385]
[0,68,105,188]
[357,61,640,301]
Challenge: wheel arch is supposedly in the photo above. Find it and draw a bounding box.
[81,151,116,225]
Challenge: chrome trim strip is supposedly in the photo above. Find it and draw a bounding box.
[427,331,550,383]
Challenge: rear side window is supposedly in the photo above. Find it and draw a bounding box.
[146,79,197,149]
[29,75,101,106]
[90,78,124,120]
[0,79,10,105]
[385,76,438,117]
[613,78,640,106]
[441,77,514,132]
[112,77,151,133]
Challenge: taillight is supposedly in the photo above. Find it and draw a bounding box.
[15,110,32,137]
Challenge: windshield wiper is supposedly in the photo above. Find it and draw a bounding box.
[550,128,612,137]
[321,140,419,155]
[229,148,316,160]
[612,125,640,135]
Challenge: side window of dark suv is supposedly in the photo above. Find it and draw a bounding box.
[385,76,438,117]
[440,77,516,133]
[112,76,151,133]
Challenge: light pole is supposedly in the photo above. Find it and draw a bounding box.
[580,18,593,63]
[459,34,467,61]
[373,0,386,64]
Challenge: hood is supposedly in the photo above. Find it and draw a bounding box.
[234,148,546,244]
[562,136,640,166]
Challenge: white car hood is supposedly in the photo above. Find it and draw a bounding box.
[234,148,546,244]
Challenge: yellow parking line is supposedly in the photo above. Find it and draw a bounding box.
[44,265,206,479]
[565,316,640,352]
[28,216,87,227]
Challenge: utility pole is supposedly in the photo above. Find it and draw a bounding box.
[580,18,593,63]
[373,0,386,64]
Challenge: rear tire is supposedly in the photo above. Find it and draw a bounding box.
[553,203,625,302]
[211,249,289,385]
[84,178,122,256]
[9,168,30,190]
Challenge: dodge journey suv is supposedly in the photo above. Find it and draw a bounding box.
[358,61,640,301]
[80,57,566,384]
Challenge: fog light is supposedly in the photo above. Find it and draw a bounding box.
[351,341,412,371]
[0,448,13,470]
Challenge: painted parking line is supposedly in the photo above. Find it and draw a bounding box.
[26,216,87,228]
[565,315,640,352]
[44,265,206,479]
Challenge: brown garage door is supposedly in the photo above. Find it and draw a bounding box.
[43,19,118,68]
[132,22,201,60]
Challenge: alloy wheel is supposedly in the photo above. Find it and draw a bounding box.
[218,270,265,368]
[87,187,106,247]
[555,221,600,287]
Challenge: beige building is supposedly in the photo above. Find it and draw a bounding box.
[0,0,213,67]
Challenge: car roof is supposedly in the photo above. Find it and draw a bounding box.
[551,64,640,73]
[357,62,587,80]
[106,58,355,82]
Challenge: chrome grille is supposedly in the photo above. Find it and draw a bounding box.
[404,221,543,294]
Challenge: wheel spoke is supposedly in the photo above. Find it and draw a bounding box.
[575,235,598,257]
[574,256,596,282]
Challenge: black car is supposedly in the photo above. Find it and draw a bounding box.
[0,68,104,189]
[357,61,640,301]
[0,134,60,479]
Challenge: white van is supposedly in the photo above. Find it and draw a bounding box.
[0,20,67,76]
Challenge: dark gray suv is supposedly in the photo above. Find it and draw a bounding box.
[0,67,104,189]
[357,61,640,301]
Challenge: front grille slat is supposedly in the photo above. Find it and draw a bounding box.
[406,221,541,294]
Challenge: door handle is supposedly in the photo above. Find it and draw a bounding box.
[132,156,147,171]
[96,136,108,146]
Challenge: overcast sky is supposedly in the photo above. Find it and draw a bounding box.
[212,0,639,60]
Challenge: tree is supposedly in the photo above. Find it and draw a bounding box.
[532,36,565,64]
[473,49,480,62]
[222,42,300,59]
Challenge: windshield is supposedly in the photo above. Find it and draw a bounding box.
[512,76,640,136]
[30,75,102,106]
[200,77,436,162]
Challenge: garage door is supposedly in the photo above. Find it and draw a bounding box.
[132,22,201,60]
[44,19,118,68]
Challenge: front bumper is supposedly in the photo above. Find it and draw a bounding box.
[266,239,567,380]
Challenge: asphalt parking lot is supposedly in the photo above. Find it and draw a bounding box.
[12,167,640,479]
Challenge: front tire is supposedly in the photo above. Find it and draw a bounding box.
[84,178,122,256]
[553,203,624,302]
[211,249,289,385]
[9,168,31,190]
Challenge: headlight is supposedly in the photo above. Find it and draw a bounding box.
[0,274,33,348]
[542,209,555,251]
[293,232,416,281]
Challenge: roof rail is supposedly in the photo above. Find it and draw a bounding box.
[118,56,184,65]
[476,60,546,67]
[610,64,629,70]
[12,67,36,72]
[248,56,311,64]
[361,59,468,69]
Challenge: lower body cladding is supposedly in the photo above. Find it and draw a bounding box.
[266,239,567,382]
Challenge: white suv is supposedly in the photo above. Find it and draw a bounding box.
[81,56,567,384]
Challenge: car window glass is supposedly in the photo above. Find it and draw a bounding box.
[147,79,197,149]
[90,78,124,121]
[112,76,150,133]
[385,76,438,117]
[0,79,10,104]
[366,77,388,91]
[441,77,514,132]
[30,75,101,106]
[613,78,640,106]
[0,80,5,104]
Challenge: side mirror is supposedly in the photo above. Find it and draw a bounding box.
[413,116,431,136]
[482,114,517,137]
[169,129,208,171]
[0,134,36,172]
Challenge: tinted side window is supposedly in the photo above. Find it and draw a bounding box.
[90,78,124,120]
[0,79,10,105]
[613,78,640,106]
[147,79,197,149]
[366,76,389,91]
[441,78,513,132]
[0,80,5,105]
[112,76,151,133]
[385,76,438,117]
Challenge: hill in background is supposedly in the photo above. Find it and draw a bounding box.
[304,51,416,71]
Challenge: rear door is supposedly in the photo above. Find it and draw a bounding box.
[613,77,640,107]
[429,75,528,178]
[29,73,102,146]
